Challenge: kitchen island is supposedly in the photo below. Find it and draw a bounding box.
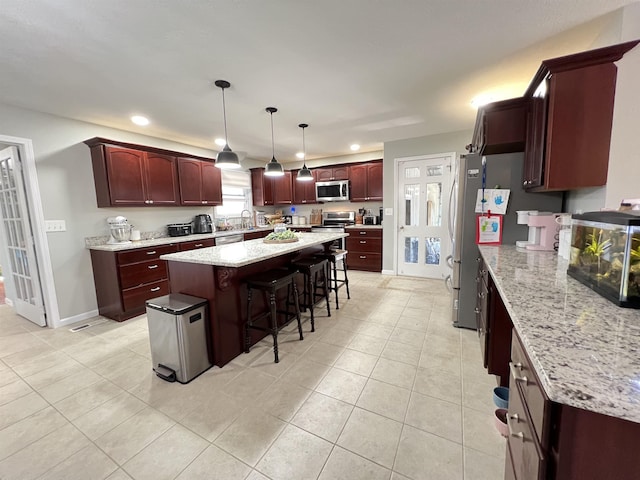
[161,232,347,367]
[478,245,640,480]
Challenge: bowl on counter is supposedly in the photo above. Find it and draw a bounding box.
[493,387,509,409]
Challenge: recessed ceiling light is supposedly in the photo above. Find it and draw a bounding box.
[296,152,305,159]
[214,138,227,147]
[131,115,150,126]
[350,144,360,151]
[470,93,495,109]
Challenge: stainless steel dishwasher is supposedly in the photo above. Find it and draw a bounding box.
[215,233,244,245]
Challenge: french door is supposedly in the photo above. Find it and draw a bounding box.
[0,146,45,325]
[396,154,453,279]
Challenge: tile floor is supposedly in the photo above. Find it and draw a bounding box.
[0,271,506,480]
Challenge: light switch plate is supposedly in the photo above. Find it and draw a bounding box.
[385,208,393,216]
[45,220,66,232]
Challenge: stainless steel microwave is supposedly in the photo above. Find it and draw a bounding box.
[316,180,349,202]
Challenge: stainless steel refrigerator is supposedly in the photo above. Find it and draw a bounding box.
[448,152,563,329]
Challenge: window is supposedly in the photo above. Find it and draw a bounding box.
[214,170,253,217]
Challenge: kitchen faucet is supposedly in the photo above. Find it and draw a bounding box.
[241,209,253,229]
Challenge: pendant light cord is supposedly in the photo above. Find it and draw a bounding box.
[270,111,275,159]
[221,87,229,144]
[302,126,307,165]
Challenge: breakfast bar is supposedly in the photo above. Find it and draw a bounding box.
[161,231,347,366]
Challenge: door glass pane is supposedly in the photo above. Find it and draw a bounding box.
[404,237,419,263]
[426,182,442,227]
[426,165,443,176]
[404,184,420,226]
[404,167,420,179]
[425,237,441,265]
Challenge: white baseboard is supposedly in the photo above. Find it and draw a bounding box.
[4,298,14,307]
[54,309,100,329]
[381,269,395,275]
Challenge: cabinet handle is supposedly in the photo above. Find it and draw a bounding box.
[522,181,527,187]
[150,286,161,292]
[506,413,524,440]
[147,264,158,269]
[477,292,485,299]
[359,232,367,235]
[475,276,480,283]
[148,200,153,204]
[476,257,481,263]
[359,240,367,244]
[474,307,480,314]
[509,362,529,384]
[146,251,157,255]
[359,255,366,259]
[194,244,203,247]
[202,201,206,204]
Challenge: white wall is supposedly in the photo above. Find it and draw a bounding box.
[382,130,472,271]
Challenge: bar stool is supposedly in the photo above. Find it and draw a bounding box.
[315,249,350,309]
[244,269,302,363]
[291,258,331,332]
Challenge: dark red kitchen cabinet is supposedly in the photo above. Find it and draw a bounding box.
[251,168,274,206]
[315,166,349,182]
[272,171,293,205]
[145,153,180,205]
[292,169,317,204]
[103,147,147,205]
[178,157,222,206]
[469,98,527,155]
[350,161,383,202]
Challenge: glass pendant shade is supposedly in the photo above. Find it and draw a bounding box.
[214,80,241,170]
[264,107,284,177]
[296,123,313,181]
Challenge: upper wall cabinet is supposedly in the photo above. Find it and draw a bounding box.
[250,168,274,206]
[85,138,220,208]
[469,98,527,155]
[177,157,222,206]
[350,160,383,202]
[272,171,293,205]
[522,40,639,192]
[315,166,350,182]
[292,170,317,204]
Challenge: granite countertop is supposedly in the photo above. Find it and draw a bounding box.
[346,224,383,229]
[160,231,348,268]
[479,245,640,423]
[87,227,274,252]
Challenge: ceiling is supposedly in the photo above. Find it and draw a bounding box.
[0,0,634,163]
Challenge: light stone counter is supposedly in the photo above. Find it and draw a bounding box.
[86,227,274,252]
[161,232,348,268]
[345,225,383,230]
[479,245,640,423]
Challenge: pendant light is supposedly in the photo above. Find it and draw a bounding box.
[214,80,241,169]
[264,107,284,177]
[296,123,313,182]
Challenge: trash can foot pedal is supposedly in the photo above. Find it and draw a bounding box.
[155,364,176,382]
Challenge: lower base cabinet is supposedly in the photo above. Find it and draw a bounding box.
[346,228,382,271]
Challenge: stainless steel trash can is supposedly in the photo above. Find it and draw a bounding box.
[146,293,211,384]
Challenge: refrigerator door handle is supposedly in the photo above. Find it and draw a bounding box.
[444,274,453,292]
[448,173,457,242]
[445,254,453,269]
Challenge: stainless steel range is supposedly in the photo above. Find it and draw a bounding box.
[311,211,355,250]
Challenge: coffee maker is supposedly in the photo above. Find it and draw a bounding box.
[193,214,213,233]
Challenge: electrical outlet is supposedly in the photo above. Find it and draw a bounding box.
[45,220,66,232]
[384,208,393,216]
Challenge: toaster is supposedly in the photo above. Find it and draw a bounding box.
[167,223,192,237]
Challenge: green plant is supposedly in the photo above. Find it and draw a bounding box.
[583,229,611,258]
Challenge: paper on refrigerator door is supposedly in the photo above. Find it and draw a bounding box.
[475,189,511,215]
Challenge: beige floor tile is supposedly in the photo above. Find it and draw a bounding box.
[414,366,461,401]
[318,327,358,347]
[245,470,270,480]
[95,407,175,465]
[54,379,123,420]
[390,472,411,479]
[334,348,378,376]
[318,446,391,480]
[315,368,367,404]
[381,340,421,366]
[462,407,506,457]
[230,344,272,368]
[304,342,345,366]
[179,393,248,442]
[22,358,87,390]
[249,348,300,378]
[72,391,147,440]
[223,368,277,403]
[418,351,461,377]
[123,424,208,480]
[367,310,401,327]
[105,468,133,480]
[347,333,388,355]
[62,335,123,366]
[358,323,393,340]
[405,391,462,444]
[0,423,89,480]
[176,444,251,480]
[0,406,68,461]
[257,378,312,421]
[463,446,506,480]
[91,349,146,377]
[370,358,417,390]
[0,378,33,406]
[463,378,500,415]
[0,391,48,430]
[395,316,429,332]
[334,316,368,333]
[356,379,410,422]
[38,444,118,480]
[394,425,463,480]
[280,358,330,389]
[7,349,71,378]
[256,424,333,480]
[34,328,93,350]
[388,327,425,347]
[291,392,353,442]
[337,407,402,468]
[0,332,49,359]
[37,368,103,403]
[276,332,315,356]
[214,409,286,466]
